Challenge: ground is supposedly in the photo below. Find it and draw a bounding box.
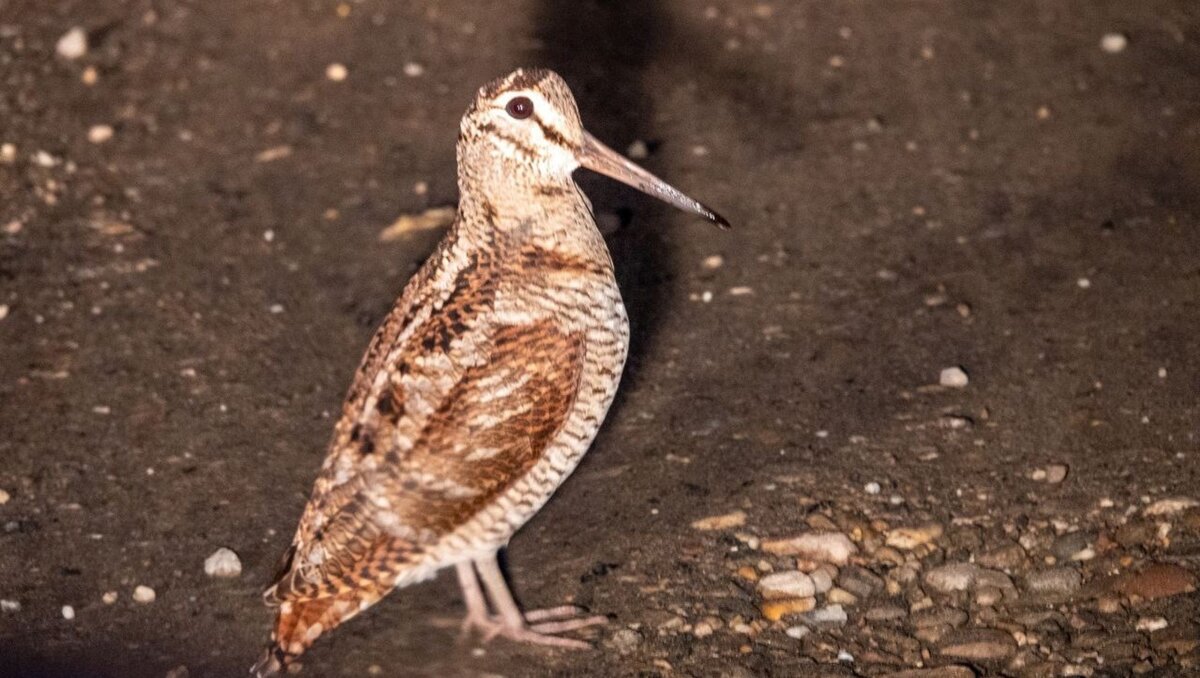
[1,1,1199,677]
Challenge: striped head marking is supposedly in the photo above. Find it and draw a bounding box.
[458,68,730,229]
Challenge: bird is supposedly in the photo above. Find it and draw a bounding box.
[252,67,728,676]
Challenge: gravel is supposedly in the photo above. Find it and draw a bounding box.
[203,547,243,578]
[761,532,856,564]
[1024,567,1082,596]
[939,366,969,387]
[56,27,88,60]
[758,571,816,599]
[132,585,156,604]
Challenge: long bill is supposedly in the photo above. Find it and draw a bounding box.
[576,131,731,230]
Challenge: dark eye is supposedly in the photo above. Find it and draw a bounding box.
[505,96,534,119]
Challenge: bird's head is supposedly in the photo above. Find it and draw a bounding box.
[457,68,729,229]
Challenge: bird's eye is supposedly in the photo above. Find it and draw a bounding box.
[505,96,534,120]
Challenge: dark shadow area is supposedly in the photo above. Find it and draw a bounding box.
[529,1,676,391]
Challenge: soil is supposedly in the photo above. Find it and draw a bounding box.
[1,2,1198,677]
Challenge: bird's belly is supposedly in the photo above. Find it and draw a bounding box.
[416,299,629,573]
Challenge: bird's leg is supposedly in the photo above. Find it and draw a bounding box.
[469,552,607,649]
[456,560,493,637]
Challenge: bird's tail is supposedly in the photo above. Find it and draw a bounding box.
[250,590,386,677]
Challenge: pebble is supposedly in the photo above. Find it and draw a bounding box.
[62,605,75,620]
[402,62,425,77]
[87,124,114,144]
[325,62,348,81]
[784,625,810,640]
[1144,497,1199,516]
[761,532,856,565]
[838,565,885,598]
[0,599,19,612]
[940,366,969,388]
[804,604,848,626]
[1045,463,1069,484]
[809,567,834,594]
[1135,617,1168,632]
[977,542,1026,571]
[626,140,649,159]
[881,668,977,678]
[1101,32,1128,54]
[1051,532,1093,562]
[606,627,641,654]
[938,628,1017,661]
[56,27,88,60]
[1024,567,1082,596]
[132,585,156,604]
[758,571,816,599]
[826,588,858,605]
[924,563,980,593]
[864,605,907,621]
[913,607,968,629]
[690,510,746,531]
[204,547,243,578]
[761,596,816,621]
[0,489,9,505]
[886,524,944,549]
[102,591,118,604]
[1112,563,1197,600]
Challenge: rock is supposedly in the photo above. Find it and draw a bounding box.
[1100,33,1128,54]
[1144,497,1199,516]
[939,366,969,387]
[803,604,848,626]
[1135,617,1168,632]
[1112,563,1197,601]
[204,547,243,578]
[691,510,747,531]
[1024,567,1081,596]
[102,591,118,604]
[692,620,715,638]
[809,566,834,594]
[978,542,1026,570]
[784,625,810,640]
[164,666,190,678]
[56,27,88,60]
[864,605,908,621]
[1045,463,1069,484]
[1051,532,1094,562]
[886,524,944,549]
[132,585,156,604]
[838,565,885,598]
[626,140,649,159]
[882,668,977,678]
[938,628,1017,661]
[924,563,979,593]
[974,586,1003,606]
[606,627,642,654]
[87,124,114,144]
[0,599,20,612]
[325,62,348,81]
[62,605,75,620]
[758,571,816,599]
[378,207,456,241]
[761,532,856,564]
[0,489,9,505]
[761,597,816,621]
[913,607,968,629]
[826,588,858,605]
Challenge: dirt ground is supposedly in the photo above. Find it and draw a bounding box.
[2,1,1199,677]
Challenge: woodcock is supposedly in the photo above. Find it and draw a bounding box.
[253,68,728,675]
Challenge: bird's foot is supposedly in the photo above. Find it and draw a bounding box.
[460,605,607,649]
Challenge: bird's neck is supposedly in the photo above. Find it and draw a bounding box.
[454,175,600,253]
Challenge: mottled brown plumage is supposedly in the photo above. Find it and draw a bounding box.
[252,68,727,676]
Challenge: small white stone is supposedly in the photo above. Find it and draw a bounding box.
[728,286,754,296]
[132,585,156,604]
[102,591,118,604]
[626,140,649,159]
[269,303,285,314]
[1077,277,1091,289]
[402,62,425,77]
[939,366,969,388]
[56,27,88,60]
[263,229,275,242]
[92,405,111,415]
[702,254,724,270]
[62,605,75,620]
[325,62,348,81]
[758,571,817,599]
[0,489,9,505]
[836,649,854,662]
[1101,33,1128,54]
[87,124,114,144]
[1157,367,1167,378]
[0,143,15,164]
[204,547,243,578]
[0,599,19,612]
[1135,616,1168,632]
[864,482,881,495]
[784,625,810,639]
